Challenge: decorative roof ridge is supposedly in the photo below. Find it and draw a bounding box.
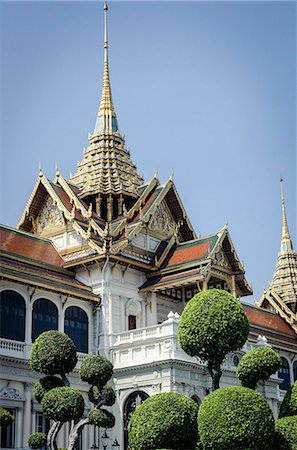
[174,233,219,248]
[18,171,47,229]
[55,171,106,239]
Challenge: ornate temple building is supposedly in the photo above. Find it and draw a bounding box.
[0,3,296,449]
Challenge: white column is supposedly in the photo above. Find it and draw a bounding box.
[120,296,125,331]
[23,382,33,447]
[16,407,23,449]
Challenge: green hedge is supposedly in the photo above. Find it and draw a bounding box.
[198,386,274,449]
[0,408,14,428]
[33,376,64,403]
[88,408,115,428]
[28,432,47,449]
[30,331,77,375]
[80,355,113,388]
[41,387,84,422]
[237,347,281,389]
[279,381,297,418]
[178,289,249,367]
[128,392,199,450]
[275,416,297,450]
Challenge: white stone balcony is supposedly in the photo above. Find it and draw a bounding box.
[111,312,279,387]
[110,311,259,372]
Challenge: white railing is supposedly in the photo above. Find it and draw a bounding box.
[0,337,28,359]
[0,338,25,353]
[110,312,274,376]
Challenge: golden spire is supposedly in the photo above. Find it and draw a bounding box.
[94,1,119,134]
[269,177,297,311]
[280,176,291,243]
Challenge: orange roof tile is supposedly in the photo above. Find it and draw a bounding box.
[0,226,63,266]
[243,304,295,336]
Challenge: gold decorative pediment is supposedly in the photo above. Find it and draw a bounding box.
[34,196,65,235]
[148,203,175,239]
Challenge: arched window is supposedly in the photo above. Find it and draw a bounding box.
[32,299,58,342]
[0,290,25,341]
[190,395,201,406]
[278,357,291,391]
[123,391,149,450]
[293,361,297,382]
[64,306,88,353]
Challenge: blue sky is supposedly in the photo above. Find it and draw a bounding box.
[1,1,296,302]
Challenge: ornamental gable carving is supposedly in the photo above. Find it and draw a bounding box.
[35,196,65,235]
[148,203,175,239]
[0,385,24,401]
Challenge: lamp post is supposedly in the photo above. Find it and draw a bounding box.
[101,429,109,450]
[112,438,120,448]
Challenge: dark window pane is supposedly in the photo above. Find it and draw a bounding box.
[32,299,58,342]
[0,408,16,448]
[64,306,88,353]
[278,357,291,391]
[293,361,297,382]
[0,291,26,341]
[128,315,136,330]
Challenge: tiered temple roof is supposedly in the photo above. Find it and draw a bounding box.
[257,179,297,332]
[70,2,143,212]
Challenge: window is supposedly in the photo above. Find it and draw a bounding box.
[64,307,88,353]
[278,357,291,391]
[35,413,50,449]
[123,391,149,450]
[233,355,240,367]
[293,361,297,382]
[32,299,58,342]
[0,408,16,449]
[128,315,136,330]
[0,290,25,341]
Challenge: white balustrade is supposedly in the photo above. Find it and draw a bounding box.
[0,338,26,358]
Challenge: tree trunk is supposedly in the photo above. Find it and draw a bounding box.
[68,418,89,450]
[47,421,61,450]
[209,362,222,391]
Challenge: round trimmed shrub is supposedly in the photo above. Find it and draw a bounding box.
[89,384,115,406]
[275,416,297,450]
[80,355,113,388]
[41,387,84,423]
[28,432,47,449]
[33,376,64,403]
[178,289,249,367]
[0,408,14,428]
[198,386,274,449]
[279,381,297,418]
[128,392,199,450]
[237,347,281,389]
[88,408,115,428]
[30,331,77,375]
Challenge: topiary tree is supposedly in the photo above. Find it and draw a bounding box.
[128,392,199,450]
[0,407,15,428]
[28,331,115,450]
[28,432,47,449]
[279,380,297,418]
[275,416,297,450]
[236,346,282,389]
[198,386,275,449]
[178,289,249,390]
